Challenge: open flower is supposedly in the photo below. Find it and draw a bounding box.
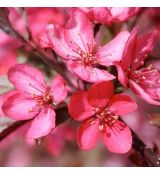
[40,8,130,83]
[69,81,137,153]
[79,7,141,25]
[2,64,67,139]
[114,26,160,105]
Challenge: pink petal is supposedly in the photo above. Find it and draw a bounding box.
[129,80,160,105]
[110,8,141,22]
[46,24,77,60]
[8,64,47,95]
[102,121,132,153]
[87,8,112,25]
[26,107,56,139]
[68,91,95,121]
[88,81,114,108]
[66,61,115,83]
[2,93,38,120]
[96,31,130,66]
[108,94,137,116]
[121,26,139,71]
[77,118,99,151]
[50,75,67,104]
[0,90,17,116]
[39,31,51,48]
[65,8,94,52]
[131,32,158,70]
[114,61,128,88]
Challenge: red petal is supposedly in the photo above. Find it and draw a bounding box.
[129,80,160,105]
[88,81,114,108]
[102,121,132,153]
[68,91,95,121]
[121,26,139,71]
[77,118,99,151]
[108,94,137,116]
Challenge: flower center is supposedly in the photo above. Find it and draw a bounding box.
[94,108,119,132]
[130,64,159,87]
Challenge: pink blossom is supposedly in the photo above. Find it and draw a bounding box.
[40,8,130,83]
[2,64,67,139]
[114,27,160,105]
[69,81,137,153]
[44,123,75,156]
[80,7,141,25]
[0,32,21,76]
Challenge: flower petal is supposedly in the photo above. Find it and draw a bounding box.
[2,93,38,120]
[129,80,160,105]
[121,26,139,71]
[131,32,158,70]
[46,24,77,60]
[8,64,46,95]
[77,118,99,151]
[88,81,114,108]
[50,75,67,104]
[0,90,17,116]
[26,107,56,139]
[114,61,128,88]
[65,8,94,52]
[96,31,130,66]
[66,61,115,83]
[68,91,95,121]
[102,121,132,153]
[108,94,137,116]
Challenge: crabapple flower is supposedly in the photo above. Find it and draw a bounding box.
[114,26,160,105]
[2,64,67,139]
[40,8,130,83]
[69,81,137,153]
[80,7,141,25]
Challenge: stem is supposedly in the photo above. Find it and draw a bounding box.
[132,132,160,167]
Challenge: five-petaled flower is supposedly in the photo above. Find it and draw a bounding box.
[40,8,130,83]
[114,26,160,105]
[2,64,67,139]
[69,81,137,153]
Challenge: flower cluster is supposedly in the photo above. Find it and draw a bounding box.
[0,7,160,155]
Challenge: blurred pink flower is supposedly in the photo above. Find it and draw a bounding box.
[2,64,67,139]
[40,8,130,83]
[80,7,141,25]
[0,33,21,76]
[114,26,160,105]
[69,81,137,153]
[44,123,75,156]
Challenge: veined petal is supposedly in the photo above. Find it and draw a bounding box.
[108,94,137,116]
[2,93,38,120]
[0,90,17,116]
[50,75,67,104]
[121,26,139,71]
[102,121,132,153]
[46,24,77,60]
[131,32,158,70]
[66,61,115,83]
[8,64,47,95]
[96,31,130,66]
[129,80,160,105]
[65,8,94,52]
[88,81,114,108]
[77,118,99,151]
[114,61,128,88]
[68,91,95,121]
[26,107,56,139]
